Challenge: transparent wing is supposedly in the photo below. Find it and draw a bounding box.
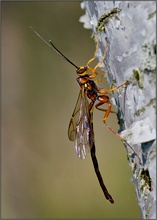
[68,90,94,159]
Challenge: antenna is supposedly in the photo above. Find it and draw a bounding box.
[30,26,79,70]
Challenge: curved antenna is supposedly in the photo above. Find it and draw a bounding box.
[30,26,79,70]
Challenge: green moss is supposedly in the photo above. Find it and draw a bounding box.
[135,98,155,116]
[147,10,156,19]
[145,205,152,219]
[133,69,140,81]
[133,69,144,89]
[126,153,132,162]
[141,42,156,71]
[111,79,117,88]
[132,163,137,174]
[140,169,152,192]
[135,106,145,116]
[96,7,121,32]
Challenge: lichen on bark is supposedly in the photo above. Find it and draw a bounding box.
[80,1,156,219]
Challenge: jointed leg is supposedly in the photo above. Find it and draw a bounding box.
[86,39,100,78]
[93,38,108,73]
[96,95,142,164]
[87,37,100,68]
[87,37,108,80]
[96,96,122,139]
[98,81,128,95]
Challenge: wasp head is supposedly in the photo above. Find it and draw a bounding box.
[76,66,88,76]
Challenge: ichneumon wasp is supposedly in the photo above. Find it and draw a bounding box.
[30,26,141,204]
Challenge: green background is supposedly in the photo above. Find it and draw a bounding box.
[2,1,141,218]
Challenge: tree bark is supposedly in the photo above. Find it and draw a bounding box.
[80,1,156,219]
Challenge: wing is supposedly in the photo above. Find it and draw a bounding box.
[68,89,94,159]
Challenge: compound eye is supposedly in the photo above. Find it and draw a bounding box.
[76,66,87,76]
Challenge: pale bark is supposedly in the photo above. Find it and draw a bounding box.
[80,1,156,219]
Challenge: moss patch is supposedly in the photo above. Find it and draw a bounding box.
[96,7,121,32]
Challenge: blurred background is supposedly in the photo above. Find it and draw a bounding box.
[2,2,141,218]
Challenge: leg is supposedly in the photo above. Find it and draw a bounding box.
[86,39,100,78]
[96,95,122,139]
[87,37,100,68]
[87,37,109,80]
[103,121,142,165]
[98,81,128,95]
[93,38,108,73]
[96,95,142,164]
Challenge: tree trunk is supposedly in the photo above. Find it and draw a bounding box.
[80,1,156,219]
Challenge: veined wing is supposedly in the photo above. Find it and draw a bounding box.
[68,89,94,159]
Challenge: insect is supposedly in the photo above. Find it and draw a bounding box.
[30,26,141,204]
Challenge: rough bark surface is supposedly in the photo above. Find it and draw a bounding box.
[80,1,156,219]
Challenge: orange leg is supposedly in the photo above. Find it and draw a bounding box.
[95,95,142,165]
[96,95,122,139]
[98,81,128,95]
[95,95,111,120]
[87,37,109,80]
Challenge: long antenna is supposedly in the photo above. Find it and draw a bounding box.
[30,26,79,70]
